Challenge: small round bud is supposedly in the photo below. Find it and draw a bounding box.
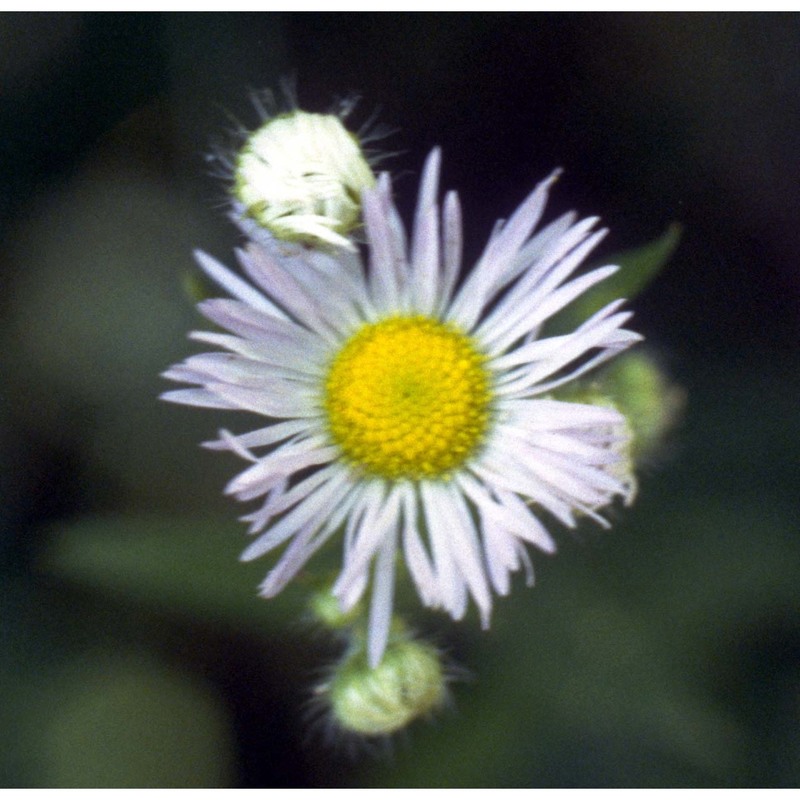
[601,351,685,459]
[322,636,446,737]
[233,110,376,251]
[308,587,362,631]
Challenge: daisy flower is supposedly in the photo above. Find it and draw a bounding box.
[162,149,641,667]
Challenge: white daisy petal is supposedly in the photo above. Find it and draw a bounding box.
[248,464,343,525]
[202,419,310,452]
[457,471,557,554]
[237,244,362,336]
[438,190,463,314]
[421,482,469,621]
[441,483,493,628]
[225,442,336,499]
[367,519,400,667]
[493,489,557,553]
[334,484,403,601]
[474,453,578,529]
[206,381,317,419]
[506,428,621,466]
[159,387,239,410]
[495,309,636,396]
[509,339,640,399]
[258,521,317,598]
[515,225,608,312]
[231,245,342,342]
[448,169,561,329]
[400,486,440,608]
[503,211,577,285]
[240,467,350,562]
[207,428,258,462]
[259,484,360,598]
[501,397,625,429]
[176,352,317,388]
[194,249,287,318]
[362,185,401,310]
[410,148,442,315]
[474,216,603,344]
[336,488,371,610]
[482,524,518,596]
[492,299,629,372]
[188,332,326,378]
[161,363,215,386]
[196,298,324,355]
[482,262,618,355]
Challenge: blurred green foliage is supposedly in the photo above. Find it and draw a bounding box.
[40,514,300,637]
[41,654,235,788]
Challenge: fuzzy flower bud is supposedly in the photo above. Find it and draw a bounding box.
[320,635,446,737]
[308,586,362,631]
[601,351,685,458]
[233,110,376,251]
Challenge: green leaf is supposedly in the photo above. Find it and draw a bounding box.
[548,222,682,334]
[39,514,304,636]
[41,653,236,788]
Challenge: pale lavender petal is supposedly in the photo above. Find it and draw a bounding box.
[410,148,442,315]
[240,467,350,561]
[363,183,401,310]
[448,169,561,329]
[400,486,440,608]
[206,381,317,418]
[474,216,602,342]
[333,484,402,600]
[160,387,239,409]
[203,419,310,452]
[495,310,637,395]
[230,245,342,343]
[225,442,337,498]
[437,190,463,315]
[421,482,470,621]
[194,249,287,317]
[367,520,399,667]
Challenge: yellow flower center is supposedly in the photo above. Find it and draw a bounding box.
[324,316,492,480]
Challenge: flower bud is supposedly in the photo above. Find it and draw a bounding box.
[308,587,362,631]
[600,351,685,459]
[321,635,446,737]
[233,110,376,251]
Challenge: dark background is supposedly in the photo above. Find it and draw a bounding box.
[1,12,799,787]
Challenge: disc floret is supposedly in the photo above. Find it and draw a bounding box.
[324,315,492,480]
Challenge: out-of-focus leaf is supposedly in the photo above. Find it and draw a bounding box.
[39,514,303,636]
[548,223,682,334]
[41,652,235,788]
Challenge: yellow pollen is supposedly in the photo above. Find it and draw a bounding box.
[324,315,492,480]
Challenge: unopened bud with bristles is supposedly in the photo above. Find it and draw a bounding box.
[318,633,447,738]
[600,351,685,460]
[233,109,376,251]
